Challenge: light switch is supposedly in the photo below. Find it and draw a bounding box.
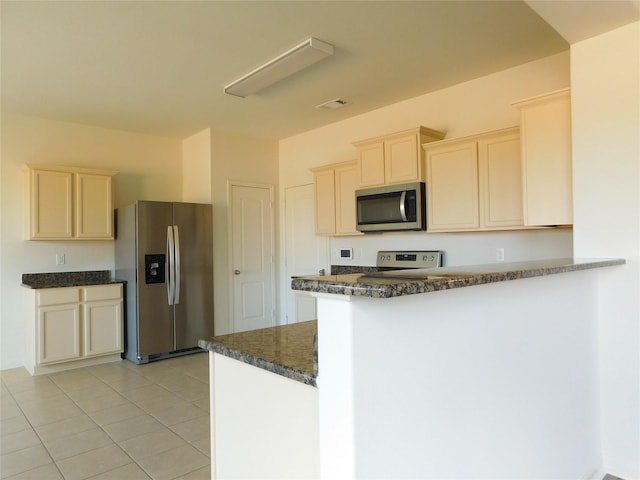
[56,253,66,265]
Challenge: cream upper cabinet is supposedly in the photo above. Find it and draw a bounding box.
[513,88,573,226]
[353,127,446,187]
[425,140,480,231]
[313,167,336,235]
[24,165,117,241]
[25,284,124,375]
[27,169,74,239]
[75,173,114,239]
[425,127,522,232]
[311,160,361,236]
[478,129,523,228]
[334,162,360,235]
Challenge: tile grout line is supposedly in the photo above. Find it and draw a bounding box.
[0,376,66,480]
[2,357,211,480]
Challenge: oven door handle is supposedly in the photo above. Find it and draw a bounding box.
[399,191,408,221]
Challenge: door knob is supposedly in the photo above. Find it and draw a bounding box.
[234,270,241,275]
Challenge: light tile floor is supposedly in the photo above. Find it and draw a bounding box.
[0,353,210,480]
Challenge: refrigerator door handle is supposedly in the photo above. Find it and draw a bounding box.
[166,226,176,305]
[173,225,181,304]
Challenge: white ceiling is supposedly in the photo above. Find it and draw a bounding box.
[1,1,638,140]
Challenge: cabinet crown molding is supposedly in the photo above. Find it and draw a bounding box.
[23,164,118,177]
[310,159,356,173]
[422,126,520,149]
[511,87,570,109]
[352,126,446,147]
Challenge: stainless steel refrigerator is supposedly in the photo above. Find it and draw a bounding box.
[115,201,214,364]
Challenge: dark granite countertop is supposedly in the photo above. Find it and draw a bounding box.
[21,271,125,289]
[292,258,625,299]
[199,320,318,387]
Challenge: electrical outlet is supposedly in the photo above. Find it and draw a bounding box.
[495,248,505,262]
[56,253,66,265]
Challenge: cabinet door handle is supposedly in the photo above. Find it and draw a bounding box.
[234,270,241,275]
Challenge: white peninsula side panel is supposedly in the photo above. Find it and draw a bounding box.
[315,270,601,479]
[209,353,319,479]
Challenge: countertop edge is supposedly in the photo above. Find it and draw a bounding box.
[21,270,125,289]
[21,279,126,289]
[198,339,317,387]
[291,258,626,298]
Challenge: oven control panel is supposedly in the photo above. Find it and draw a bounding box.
[376,250,443,269]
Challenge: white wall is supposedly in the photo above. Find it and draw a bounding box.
[571,22,640,479]
[278,52,574,318]
[210,131,279,335]
[0,113,182,369]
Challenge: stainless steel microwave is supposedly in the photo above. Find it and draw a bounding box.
[355,182,426,232]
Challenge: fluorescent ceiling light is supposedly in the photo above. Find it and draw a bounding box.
[224,37,334,98]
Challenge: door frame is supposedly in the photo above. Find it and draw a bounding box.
[227,180,277,332]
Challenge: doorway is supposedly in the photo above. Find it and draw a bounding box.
[229,182,275,332]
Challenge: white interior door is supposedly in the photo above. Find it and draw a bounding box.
[231,183,275,332]
[284,184,329,324]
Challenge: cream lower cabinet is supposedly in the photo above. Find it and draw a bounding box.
[311,160,361,236]
[425,127,523,232]
[513,88,572,226]
[25,284,123,375]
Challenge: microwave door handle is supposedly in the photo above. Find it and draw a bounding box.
[399,191,408,221]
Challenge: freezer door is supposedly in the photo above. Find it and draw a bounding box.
[136,201,175,357]
[172,202,214,350]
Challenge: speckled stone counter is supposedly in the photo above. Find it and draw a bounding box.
[330,265,379,275]
[21,271,124,289]
[293,258,625,298]
[199,320,318,386]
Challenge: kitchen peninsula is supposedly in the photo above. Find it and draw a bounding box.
[201,258,624,479]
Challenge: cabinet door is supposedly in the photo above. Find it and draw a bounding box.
[478,131,523,228]
[334,163,360,235]
[38,304,81,364]
[314,168,336,235]
[426,141,479,231]
[357,142,385,187]
[29,169,73,239]
[517,89,572,226]
[83,300,123,357]
[385,134,420,184]
[76,173,113,239]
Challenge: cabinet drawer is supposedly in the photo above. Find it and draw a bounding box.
[37,287,80,306]
[82,284,122,302]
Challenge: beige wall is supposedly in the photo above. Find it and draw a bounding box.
[571,22,640,478]
[278,52,574,322]
[0,113,182,369]
[183,128,212,203]
[210,131,279,335]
